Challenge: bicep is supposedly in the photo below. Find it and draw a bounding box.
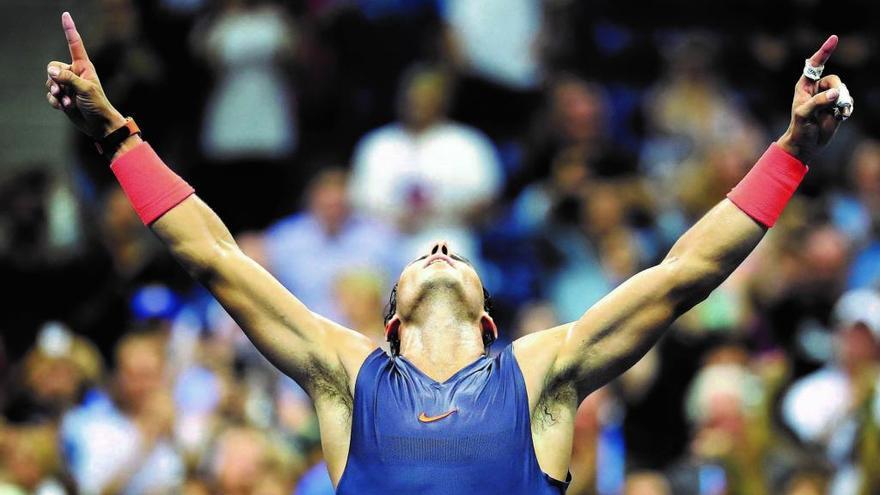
[545,200,765,399]
[551,263,683,399]
[209,250,327,360]
[151,196,373,391]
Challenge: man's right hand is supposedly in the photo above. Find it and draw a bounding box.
[45,12,126,139]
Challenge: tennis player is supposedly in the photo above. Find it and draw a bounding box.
[45,12,851,494]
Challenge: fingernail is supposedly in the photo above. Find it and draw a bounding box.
[50,85,59,95]
[827,88,839,100]
[62,96,71,106]
[48,66,59,76]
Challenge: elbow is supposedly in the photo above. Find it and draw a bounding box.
[173,238,239,281]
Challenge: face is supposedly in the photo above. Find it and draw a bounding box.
[402,72,449,130]
[115,339,165,413]
[308,171,350,235]
[393,241,486,323]
[552,79,605,144]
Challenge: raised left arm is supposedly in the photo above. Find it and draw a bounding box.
[514,35,852,406]
[550,197,764,399]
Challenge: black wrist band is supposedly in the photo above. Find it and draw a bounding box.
[95,117,140,157]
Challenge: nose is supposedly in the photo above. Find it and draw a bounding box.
[429,240,450,256]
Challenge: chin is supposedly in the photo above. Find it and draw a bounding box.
[419,269,462,290]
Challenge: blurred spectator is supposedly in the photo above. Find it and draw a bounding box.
[198,0,297,162]
[668,346,772,494]
[441,0,543,138]
[442,0,541,91]
[830,140,880,248]
[838,140,880,289]
[538,180,652,322]
[753,225,852,371]
[0,424,68,494]
[623,470,671,495]
[509,75,636,201]
[261,168,404,323]
[61,333,183,494]
[350,64,503,260]
[2,323,103,424]
[194,0,299,232]
[209,426,296,495]
[333,269,391,350]
[641,34,754,181]
[781,289,880,495]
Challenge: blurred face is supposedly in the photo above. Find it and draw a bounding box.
[836,323,879,371]
[393,241,485,324]
[335,273,383,325]
[215,429,267,493]
[801,226,849,283]
[27,356,82,406]
[624,472,671,495]
[308,173,350,235]
[402,73,448,131]
[851,141,880,196]
[552,80,605,144]
[116,341,165,413]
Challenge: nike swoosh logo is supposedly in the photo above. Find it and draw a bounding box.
[418,408,458,423]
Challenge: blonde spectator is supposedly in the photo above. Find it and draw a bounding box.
[333,269,389,351]
[350,64,503,260]
[623,471,671,495]
[60,333,183,495]
[0,424,67,495]
[210,426,296,495]
[6,322,104,422]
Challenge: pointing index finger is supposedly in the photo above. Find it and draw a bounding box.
[808,35,838,67]
[61,12,89,62]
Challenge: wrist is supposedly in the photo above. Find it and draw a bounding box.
[101,110,127,138]
[775,133,808,164]
[109,134,144,162]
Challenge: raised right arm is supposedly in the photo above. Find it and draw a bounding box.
[150,195,376,386]
[45,12,376,393]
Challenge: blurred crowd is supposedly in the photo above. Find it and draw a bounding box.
[3,0,880,493]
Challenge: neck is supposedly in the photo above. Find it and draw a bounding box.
[398,297,485,382]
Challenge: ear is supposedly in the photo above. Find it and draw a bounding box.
[385,315,401,342]
[480,314,498,345]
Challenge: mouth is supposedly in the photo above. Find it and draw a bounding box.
[424,254,454,268]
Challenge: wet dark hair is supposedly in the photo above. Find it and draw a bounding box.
[383,283,494,356]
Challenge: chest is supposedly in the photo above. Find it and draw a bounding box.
[356,364,531,463]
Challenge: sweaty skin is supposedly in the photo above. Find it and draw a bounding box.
[45,13,849,486]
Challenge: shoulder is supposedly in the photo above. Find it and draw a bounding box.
[511,324,574,410]
[263,214,318,257]
[355,124,406,153]
[265,213,313,241]
[432,122,495,149]
[312,314,383,397]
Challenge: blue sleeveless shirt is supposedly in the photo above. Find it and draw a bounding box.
[336,344,571,494]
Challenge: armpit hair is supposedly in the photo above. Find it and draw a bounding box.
[532,362,579,429]
[300,355,354,416]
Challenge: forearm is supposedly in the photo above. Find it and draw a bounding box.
[663,199,765,298]
[150,195,238,278]
[663,140,808,304]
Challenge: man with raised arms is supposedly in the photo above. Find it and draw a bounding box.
[45,12,851,494]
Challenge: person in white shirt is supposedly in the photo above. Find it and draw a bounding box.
[781,289,880,495]
[61,334,183,495]
[349,65,503,261]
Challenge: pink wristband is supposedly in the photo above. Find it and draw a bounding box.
[110,142,195,225]
[726,143,808,228]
